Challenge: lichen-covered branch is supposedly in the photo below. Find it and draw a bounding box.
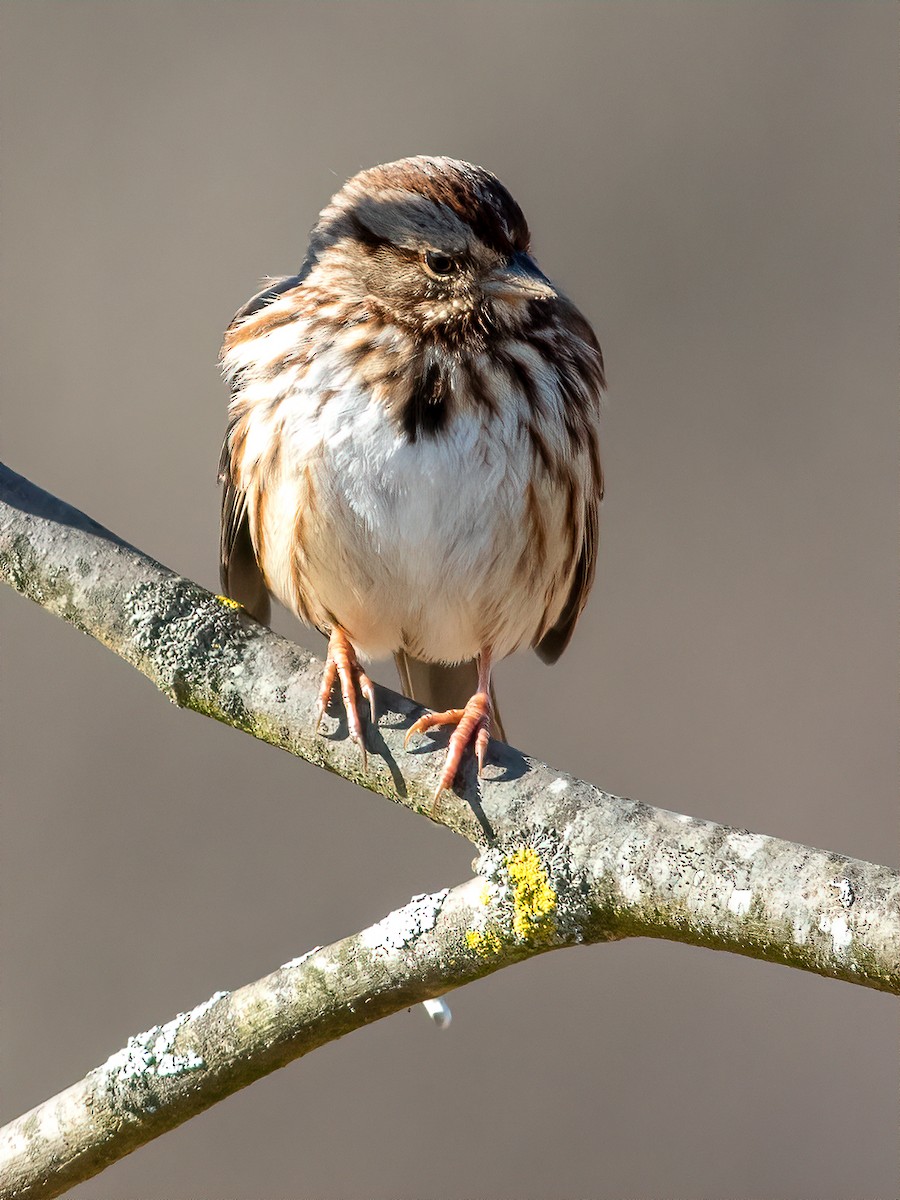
[0,880,538,1200]
[1,462,897,990]
[1,461,898,1195]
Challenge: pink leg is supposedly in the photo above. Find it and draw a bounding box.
[404,651,494,809]
[315,627,376,770]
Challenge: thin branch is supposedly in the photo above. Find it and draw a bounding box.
[1,460,898,1197]
[0,880,518,1200]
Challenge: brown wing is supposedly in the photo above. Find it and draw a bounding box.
[218,457,270,625]
[217,273,306,625]
[534,296,604,665]
[534,497,598,665]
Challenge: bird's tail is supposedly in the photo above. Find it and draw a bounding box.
[393,651,506,743]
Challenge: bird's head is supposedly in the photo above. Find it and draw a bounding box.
[304,156,557,342]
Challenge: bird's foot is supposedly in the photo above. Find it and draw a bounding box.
[315,627,376,770]
[405,690,492,811]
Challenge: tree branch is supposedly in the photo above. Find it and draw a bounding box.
[0,880,516,1200]
[1,460,897,1196]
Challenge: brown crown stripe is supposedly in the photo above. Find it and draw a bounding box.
[359,159,531,260]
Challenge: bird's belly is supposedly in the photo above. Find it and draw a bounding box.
[258,391,567,664]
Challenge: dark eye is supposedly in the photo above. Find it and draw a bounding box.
[423,250,457,278]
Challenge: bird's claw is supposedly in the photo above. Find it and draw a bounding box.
[405,691,493,812]
[316,629,376,771]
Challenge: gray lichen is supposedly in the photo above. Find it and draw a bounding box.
[98,990,230,1113]
[127,579,254,715]
[359,889,451,954]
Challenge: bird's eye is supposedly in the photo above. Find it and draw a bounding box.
[423,250,457,278]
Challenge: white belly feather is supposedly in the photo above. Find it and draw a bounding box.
[238,341,580,664]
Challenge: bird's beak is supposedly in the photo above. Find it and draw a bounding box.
[484,252,557,302]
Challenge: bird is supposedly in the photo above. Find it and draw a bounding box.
[219,156,604,805]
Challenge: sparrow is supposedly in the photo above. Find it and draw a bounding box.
[219,156,604,804]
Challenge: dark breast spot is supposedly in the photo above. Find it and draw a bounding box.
[401,360,450,441]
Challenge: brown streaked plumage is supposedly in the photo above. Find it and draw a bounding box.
[219,156,604,805]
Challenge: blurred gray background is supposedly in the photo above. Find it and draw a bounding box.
[1,4,896,1198]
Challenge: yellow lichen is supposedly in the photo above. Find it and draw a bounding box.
[466,848,558,956]
[506,847,557,943]
[465,928,504,956]
[216,595,242,609]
